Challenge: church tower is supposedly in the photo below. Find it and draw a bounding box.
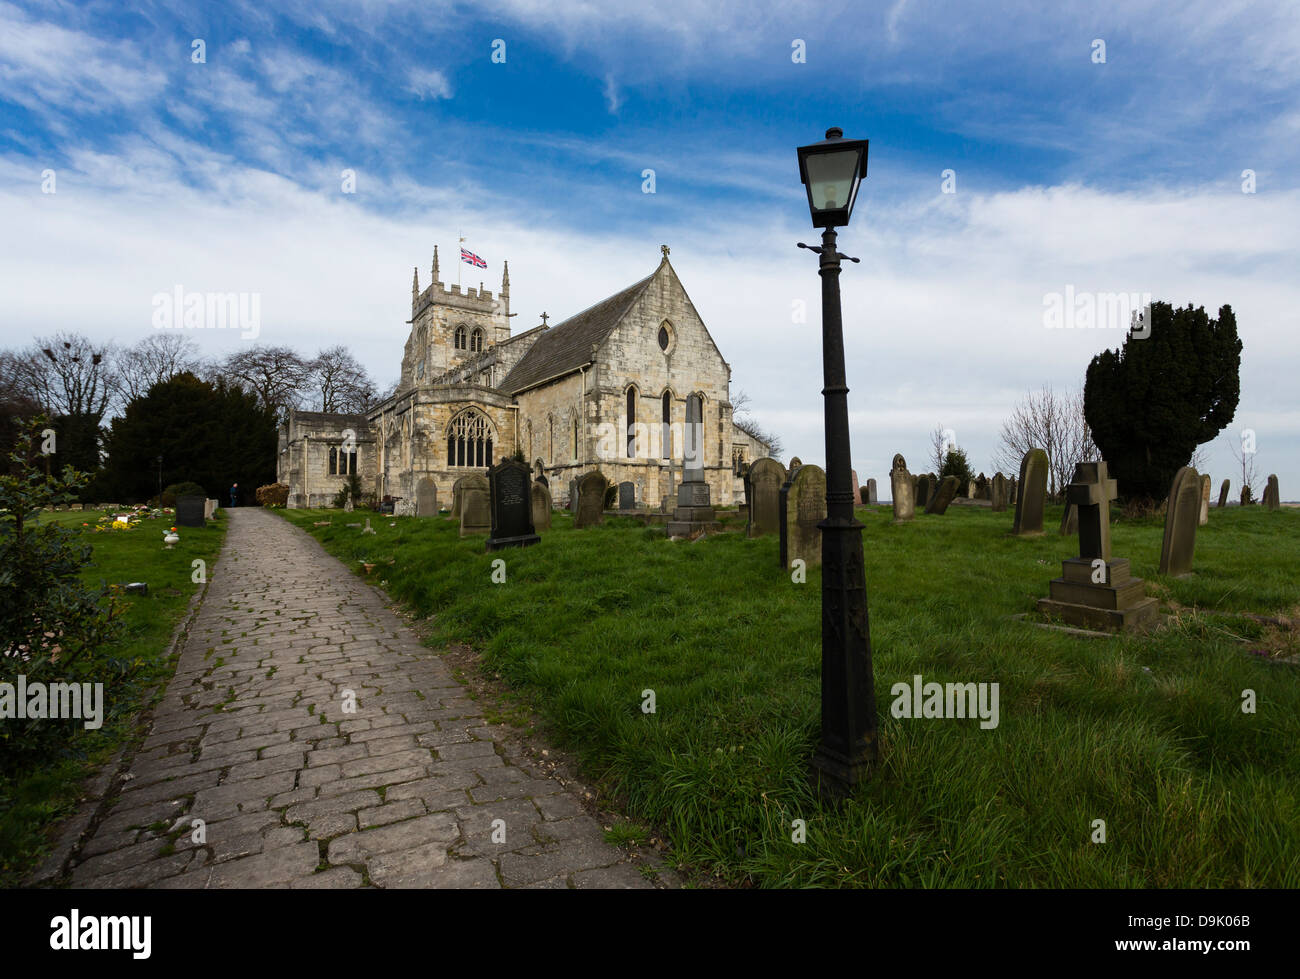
[398,245,512,392]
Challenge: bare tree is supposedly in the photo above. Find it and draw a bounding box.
[310,345,377,414]
[1225,431,1258,501]
[731,388,783,457]
[115,334,205,407]
[8,332,117,471]
[928,424,950,475]
[215,345,310,419]
[994,385,1098,497]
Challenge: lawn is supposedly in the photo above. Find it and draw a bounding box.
[0,507,227,886]
[280,501,1300,887]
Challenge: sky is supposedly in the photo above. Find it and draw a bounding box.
[2,0,1297,498]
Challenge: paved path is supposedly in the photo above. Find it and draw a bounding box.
[67,508,655,889]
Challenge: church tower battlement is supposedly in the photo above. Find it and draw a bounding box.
[400,246,512,392]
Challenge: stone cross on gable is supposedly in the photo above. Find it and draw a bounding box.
[540,312,549,326]
[1066,461,1118,561]
[661,244,670,258]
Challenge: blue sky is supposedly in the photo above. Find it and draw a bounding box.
[2,0,1298,496]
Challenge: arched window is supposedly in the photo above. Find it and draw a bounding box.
[470,328,484,353]
[626,387,637,458]
[454,326,467,350]
[446,409,493,468]
[661,391,672,459]
[685,393,703,468]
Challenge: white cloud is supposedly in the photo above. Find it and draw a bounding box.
[405,67,453,100]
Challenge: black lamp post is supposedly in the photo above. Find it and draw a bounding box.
[796,127,877,793]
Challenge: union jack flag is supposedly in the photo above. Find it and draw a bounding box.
[460,248,487,268]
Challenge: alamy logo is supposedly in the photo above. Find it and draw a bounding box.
[151,285,261,339]
[0,675,104,729]
[1043,287,1151,337]
[50,909,151,959]
[889,674,1000,729]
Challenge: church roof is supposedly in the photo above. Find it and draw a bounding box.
[498,272,655,395]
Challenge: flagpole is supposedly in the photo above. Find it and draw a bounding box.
[457,230,464,290]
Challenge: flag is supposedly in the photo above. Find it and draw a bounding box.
[460,248,487,268]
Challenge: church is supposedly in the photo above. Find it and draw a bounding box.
[277,245,772,512]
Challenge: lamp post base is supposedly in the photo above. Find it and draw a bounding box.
[810,743,875,796]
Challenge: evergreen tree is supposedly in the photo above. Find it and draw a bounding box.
[97,372,277,503]
[940,447,974,492]
[1084,302,1241,501]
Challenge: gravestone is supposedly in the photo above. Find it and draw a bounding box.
[745,457,784,537]
[176,494,205,528]
[618,481,635,510]
[990,473,1009,512]
[1218,478,1230,509]
[1009,477,1017,505]
[1241,485,1253,506]
[850,469,860,508]
[1037,461,1158,632]
[1012,448,1049,536]
[667,395,720,536]
[415,477,437,517]
[925,475,959,515]
[789,456,803,471]
[536,473,548,488]
[866,478,878,504]
[915,474,933,509]
[780,464,826,569]
[451,474,488,519]
[531,480,552,531]
[975,474,989,501]
[344,498,354,513]
[459,488,490,537]
[574,471,608,528]
[1059,500,1078,535]
[1158,467,1201,576]
[394,499,416,517]
[1264,474,1280,510]
[569,478,579,512]
[486,459,539,551]
[965,480,976,500]
[890,454,915,523]
[203,499,215,520]
[1198,474,1211,526]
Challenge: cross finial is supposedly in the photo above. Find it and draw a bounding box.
[540,312,549,326]
[661,244,670,259]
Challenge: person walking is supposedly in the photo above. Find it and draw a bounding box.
[229,482,238,508]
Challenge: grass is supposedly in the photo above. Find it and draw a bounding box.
[291,501,1300,887]
[0,508,227,887]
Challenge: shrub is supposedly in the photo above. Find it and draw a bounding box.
[603,484,617,510]
[256,483,289,507]
[160,481,206,508]
[332,472,362,509]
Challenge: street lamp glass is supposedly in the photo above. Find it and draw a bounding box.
[797,128,868,228]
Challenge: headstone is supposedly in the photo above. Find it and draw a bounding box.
[780,464,826,569]
[344,498,354,513]
[1012,448,1049,535]
[176,494,205,528]
[965,479,975,500]
[1009,477,1017,505]
[574,471,608,528]
[745,457,784,537]
[1240,485,1252,506]
[618,481,635,510]
[203,498,215,520]
[531,480,552,531]
[416,477,437,517]
[789,456,803,470]
[486,459,539,550]
[536,473,549,488]
[915,474,932,509]
[1038,461,1158,632]
[850,469,860,507]
[568,478,579,513]
[452,474,488,520]
[1217,478,1230,509]
[975,474,989,501]
[1264,474,1280,510]
[1059,500,1078,535]
[890,454,914,523]
[925,475,959,515]
[866,478,878,504]
[1158,466,1201,576]
[362,517,375,534]
[667,395,720,536]
[990,473,1009,512]
[1198,474,1211,526]
[459,488,490,537]
[394,499,416,517]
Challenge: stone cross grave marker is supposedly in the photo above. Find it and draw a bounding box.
[1158,466,1201,576]
[1037,460,1157,632]
[1012,448,1049,535]
[486,459,539,551]
[745,457,783,537]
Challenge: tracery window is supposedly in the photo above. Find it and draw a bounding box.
[454,326,467,350]
[446,408,493,468]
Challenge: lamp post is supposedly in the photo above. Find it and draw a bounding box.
[157,455,163,504]
[796,127,877,793]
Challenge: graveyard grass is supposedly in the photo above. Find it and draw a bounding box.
[280,504,1300,887]
[0,510,226,886]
